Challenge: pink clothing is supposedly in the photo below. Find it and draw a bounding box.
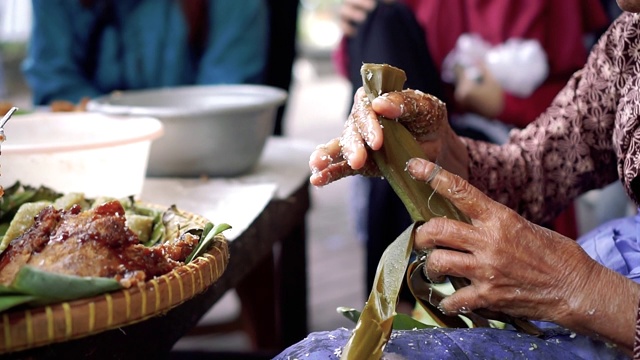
[335,0,609,127]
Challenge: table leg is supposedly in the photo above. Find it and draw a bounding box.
[276,219,308,348]
[235,251,279,350]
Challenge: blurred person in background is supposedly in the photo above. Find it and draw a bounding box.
[22,0,268,109]
[264,0,300,136]
[334,0,611,313]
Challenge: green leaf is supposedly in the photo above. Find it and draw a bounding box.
[337,307,434,330]
[0,295,38,313]
[341,223,418,359]
[11,266,121,301]
[185,222,231,264]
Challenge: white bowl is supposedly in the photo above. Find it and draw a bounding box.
[87,85,288,177]
[1,113,164,198]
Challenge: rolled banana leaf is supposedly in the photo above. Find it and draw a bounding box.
[337,306,434,330]
[341,63,541,359]
[360,63,471,225]
[340,223,417,360]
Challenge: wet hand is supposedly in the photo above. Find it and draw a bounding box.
[309,87,450,187]
[406,158,601,324]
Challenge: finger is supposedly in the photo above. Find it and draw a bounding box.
[439,284,486,316]
[353,88,384,150]
[309,138,341,172]
[373,90,447,141]
[340,116,369,169]
[406,158,493,219]
[309,161,358,187]
[414,217,480,252]
[423,247,476,281]
[309,138,353,186]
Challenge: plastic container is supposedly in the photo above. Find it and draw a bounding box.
[1,112,164,198]
[87,85,287,177]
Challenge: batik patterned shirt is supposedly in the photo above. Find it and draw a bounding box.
[463,12,640,357]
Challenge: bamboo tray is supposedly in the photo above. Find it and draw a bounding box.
[0,206,229,354]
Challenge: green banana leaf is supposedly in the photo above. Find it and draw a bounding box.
[340,223,418,359]
[11,266,122,300]
[0,294,37,313]
[360,63,471,225]
[0,266,121,313]
[185,222,232,264]
[337,307,435,331]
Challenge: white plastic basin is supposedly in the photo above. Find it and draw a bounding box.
[1,113,164,198]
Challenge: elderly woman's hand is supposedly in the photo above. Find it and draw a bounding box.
[309,87,465,187]
[406,157,640,353]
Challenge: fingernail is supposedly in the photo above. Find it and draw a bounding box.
[405,158,425,175]
[374,94,393,107]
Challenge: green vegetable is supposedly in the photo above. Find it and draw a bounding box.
[125,214,155,244]
[1,201,50,251]
[185,222,232,264]
[52,192,88,210]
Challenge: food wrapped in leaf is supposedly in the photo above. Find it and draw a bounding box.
[340,64,540,359]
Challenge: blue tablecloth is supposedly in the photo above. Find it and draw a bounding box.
[275,211,640,359]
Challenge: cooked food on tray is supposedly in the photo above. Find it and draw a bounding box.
[0,200,197,288]
[0,182,230,312]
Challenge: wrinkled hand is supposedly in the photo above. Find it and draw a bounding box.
[406,158,640,353]
[309,87,452,187]
[454,64,504,119]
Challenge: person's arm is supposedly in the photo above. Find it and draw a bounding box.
[462,13,629,226]
[195,1,269,85]
[22,0,102,105]
[407,158,640,356]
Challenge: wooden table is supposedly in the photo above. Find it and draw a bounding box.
[2,138,314,359]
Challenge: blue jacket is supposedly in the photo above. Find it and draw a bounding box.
[22,0,269,105]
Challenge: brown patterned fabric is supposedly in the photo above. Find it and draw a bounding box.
[463,12,638,225]
[460,12,640,355]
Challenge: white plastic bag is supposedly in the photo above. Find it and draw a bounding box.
[442,33,549,98]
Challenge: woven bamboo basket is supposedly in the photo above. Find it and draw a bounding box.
[0,204,229,354]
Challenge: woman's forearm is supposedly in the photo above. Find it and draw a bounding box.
[557,262,640,356]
